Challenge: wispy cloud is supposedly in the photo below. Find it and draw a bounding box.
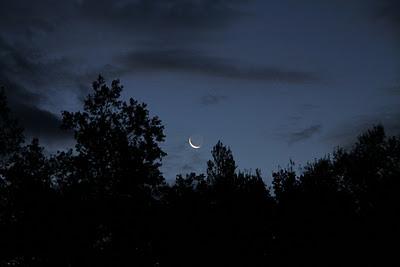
[200,93,228,106]
[118,49,319,83]
[384,85,400,95]
[327,111,400,148]
[161,139,209,181]
[287,124,322,144]
[78,0,249,33]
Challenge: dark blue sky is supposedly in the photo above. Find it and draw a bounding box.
[0,0,399,182]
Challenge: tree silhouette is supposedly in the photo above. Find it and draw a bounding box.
[61,75,166,197]
[2,139,56,264]
[57,75,168,266]
[206,141,236,189]
[1,78,399,266]
[271,125,400,266]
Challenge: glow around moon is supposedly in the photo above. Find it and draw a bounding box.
[188,137,201,149]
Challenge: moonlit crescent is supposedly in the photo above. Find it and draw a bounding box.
[188,138,201,149]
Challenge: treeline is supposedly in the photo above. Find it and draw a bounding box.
[0,76,399,266]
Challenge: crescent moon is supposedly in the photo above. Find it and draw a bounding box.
[188,138,201,149]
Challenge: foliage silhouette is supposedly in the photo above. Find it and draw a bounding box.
[61,75,166,196]
[0,78,399,266]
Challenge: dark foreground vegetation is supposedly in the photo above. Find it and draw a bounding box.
[1,77,399,266]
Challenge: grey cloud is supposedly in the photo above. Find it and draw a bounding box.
[300,104,319,110]
[0,37,72,145]
[118,49,319,83]
[12,102,71,144]
[0,0,251,46]
[200,94,228,106]
[74,64,126,99]
[370,0,400,35]
[327,111,400,148]
[0,0,248,35]
[78,0,248,32]
[287,124,322,144]
[180,152,207,174]
[181,163,195,172]
[0,0,76,36]
[0,80,72,145]
[384,85,400,95]
[0,37,75,89]
[161,140,208,180]
[375,0,400,25]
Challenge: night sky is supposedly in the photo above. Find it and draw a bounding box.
[1,0,399,182]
